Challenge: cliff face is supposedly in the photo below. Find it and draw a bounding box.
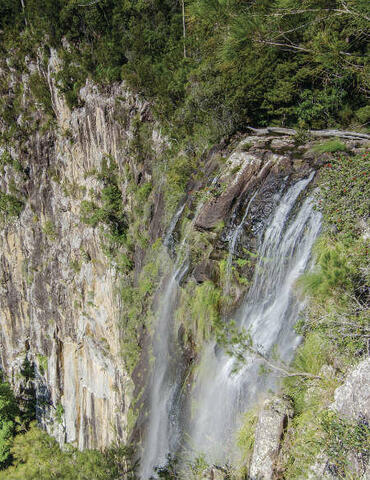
[0,51,163,449]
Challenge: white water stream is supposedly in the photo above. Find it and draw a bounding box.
[187,173,321,463]
[140,199,205,479]
[139,262,188,479]
[140,172,321,476]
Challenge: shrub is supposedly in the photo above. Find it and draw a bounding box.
[236,407,258,468]
[0,424,136,480]
[300,240,353,299]
[321,411,370,477]
[28,73,54,117]
[0,381,19,469]
[41,220,57,241]
[0,192,24,220]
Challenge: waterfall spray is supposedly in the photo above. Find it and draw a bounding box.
[187,173,321,464]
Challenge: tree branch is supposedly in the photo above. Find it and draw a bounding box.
[250,346,322,379]
[78,0,102,6]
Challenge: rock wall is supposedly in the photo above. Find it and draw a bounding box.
[0,51,163,449]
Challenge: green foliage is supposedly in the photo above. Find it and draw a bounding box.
[119,240,167,373]
[89,156,127,242]
[70,258,82,274]
[55,404,64,425]
[312,138,347,153]
[236,408,258,468]
[0,151,22,174]
[0,192,24,221]
[355,105,370,124]
[80,200,103,227]
[191,281,221,342]
[321,411,370,477]
[28,73,54,117]
[0,381,19,469]
[80,156,131,271]
[301,240,353,298]
[317,152,370,238]
[283,333,332,416]
[176,280,221,345]
[3,0,366,156]
[41,220,57,241]
[36,355,48,376]
[0,424,136,480]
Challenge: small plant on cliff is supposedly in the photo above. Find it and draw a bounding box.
[55,404,64,425]
[42,220,57,241]
[236,407,259,471]
[0,192,24,221]
[36,355,48,376]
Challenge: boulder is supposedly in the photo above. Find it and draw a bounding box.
[192,260,218,284]
[249,396,293,480]
[330,357,370,422]
[270,138,295,151]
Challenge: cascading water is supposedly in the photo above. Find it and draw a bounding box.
[187,172,321,463]
[140,198,206,479]
[139,262,188,480]
[140,171,321,476]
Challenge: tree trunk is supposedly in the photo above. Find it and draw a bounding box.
[182,0,187,58]
[247,126,370,140]
[20,0,27,27]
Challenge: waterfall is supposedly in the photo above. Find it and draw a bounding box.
[139,199,204,479]
[186,173,321,464]
[139,262,188,480]
[164,202,186,251]
[140,172,321,476]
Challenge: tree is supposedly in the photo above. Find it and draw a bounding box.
[0,381,19,469]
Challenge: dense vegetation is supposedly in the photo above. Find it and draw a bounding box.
[0,423,136,480]
[278,151,369,478]
[0,0,369,143]
[0,371,136,479]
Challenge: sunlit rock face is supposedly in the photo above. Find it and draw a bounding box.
[0,52,163,449]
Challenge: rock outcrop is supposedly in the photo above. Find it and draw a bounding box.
[331,357,370,422]
[249,396,293,480]
[0,53,162,449]
[308,358,370,479]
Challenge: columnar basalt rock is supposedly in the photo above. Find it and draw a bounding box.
[0,57,162,449]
